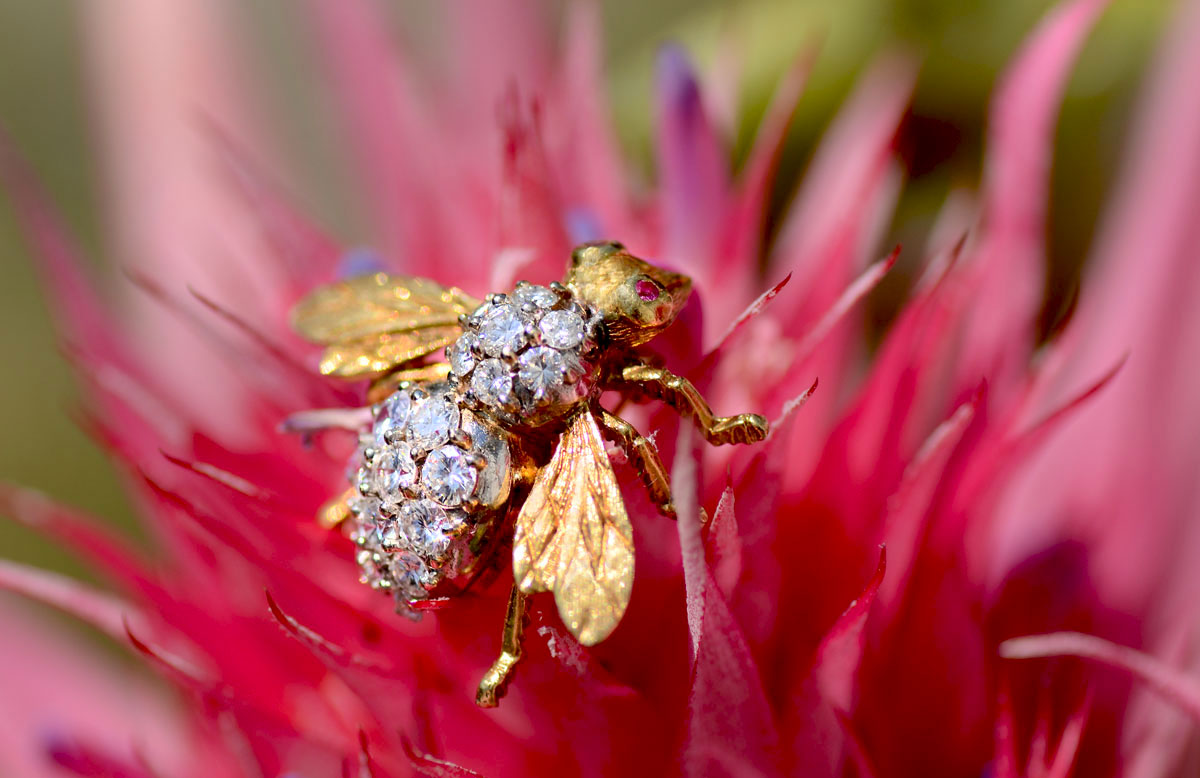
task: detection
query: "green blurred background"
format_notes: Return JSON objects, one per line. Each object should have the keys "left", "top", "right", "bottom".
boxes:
{"left": 0, "top": 0, "right": 1172, "bottom": 578}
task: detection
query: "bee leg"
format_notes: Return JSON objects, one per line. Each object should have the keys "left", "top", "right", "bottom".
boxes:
{"left": 476, "top": 585, "right": 528, "bottom": 708}
{"left": 596, "top": 407, "right": 676, "bottom": 519}
{"left": 618, "top": 365, "right": 769, "bottom": 446}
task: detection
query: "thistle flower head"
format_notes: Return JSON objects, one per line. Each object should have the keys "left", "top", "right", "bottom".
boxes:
{"left": 4, "top": 0, "right": 1200, "bottom": 776}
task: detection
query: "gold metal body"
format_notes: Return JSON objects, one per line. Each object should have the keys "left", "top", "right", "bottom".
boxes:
{"left": 291, "top": 242, "right": 768, "bottom": 707}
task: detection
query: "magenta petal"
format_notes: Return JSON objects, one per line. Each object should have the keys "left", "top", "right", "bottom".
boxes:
{"left": 206, "top": 128, "right": 343, "bottom": 293}
{"left": 878, "top": 391, "right": 980, "bottom": 605}
{"left": 704, "top": 486, "right": 743, "bottom": 602}
{"left": 8, "top": 0, "right": 1200, "bottom": 773}
{"left": 266, "top": 591, "right": 395, "bottom": 675}
{"left": 1038, "top": 698, "right": 1090, "bottom": 778}
{"left": 983, "top": 0, "right": 1109, "bottom": 238}
{"left": 780, "top": 548, "right": 886, "bottom": 776}
{"left": 402, "top": 737, "right": 485, "bottom": 778}
{"left": 704, "top": 273, "right": 792, "bottom": 363}
{"left": 964, "top": 356, "right": 1126, "bottom": 576}
{"left": 492, "top": 91, "right": 572, "bottom": 286}
{"left": 814, "top": 547, "right": 886, "bottom": 712}
{"left": 997, "top": 0, "right": 1200, "bottom": 633}
{"left": 791, "top": 246, "right": 900, "bottom": 375}
{"left": 675, "top": 429, "right": 780, "bottom": 775}
{"left": 304, "top": 0, "right": 428, "bottom": 271}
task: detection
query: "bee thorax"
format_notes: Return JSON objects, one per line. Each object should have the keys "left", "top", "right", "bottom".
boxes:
{"left": 448, "top": 281, "right": 601, "bottom": 426}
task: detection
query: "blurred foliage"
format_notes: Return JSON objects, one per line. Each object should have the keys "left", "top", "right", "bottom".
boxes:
{"left": 0, "top": 0, "right": 1172, "bottom": 576}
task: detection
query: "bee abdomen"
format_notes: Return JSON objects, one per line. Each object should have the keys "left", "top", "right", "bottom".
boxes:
{"left": 349, "top": 382, "right": 512, "bottom": 600}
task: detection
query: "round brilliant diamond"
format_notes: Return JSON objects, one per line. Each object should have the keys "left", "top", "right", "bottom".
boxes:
{"left": 421, "top": 446, "right": 479, "bottom": 506}
{"left": 407, "top": 396, "right": 460, "bottom": 450}
{"left": 448, "top": 334, "right": 477, "bottom": 376}
{"left": 513, "top": 283, "right": 559, "bottom": 310}
{"left": 471, "top": 359, "right": 513, "bottom": 407}
{"left": 372, "top": 445, "right": 417, "bottom": 497}
{"left": 399, "top": 499, "right": 463, "bottom": 557}
{"left": 517, "top": 346, "right": 566, "bottom": 399}
{"left": 538, "top": 309, "right": 585, "bottom": 350}
{"left": 477, "top": 303, "right": 526, "bottom": 356}
{"left": 373, "top": 389, "right": 411, "bottom": 446}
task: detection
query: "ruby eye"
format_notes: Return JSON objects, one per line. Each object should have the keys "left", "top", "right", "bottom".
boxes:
{"left": 635, "top": 279, "right": 661, "bottom": 301}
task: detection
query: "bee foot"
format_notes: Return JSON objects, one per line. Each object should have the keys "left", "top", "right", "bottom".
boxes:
{"left": 707, "top": 414, "right": 769, "bottom": 446}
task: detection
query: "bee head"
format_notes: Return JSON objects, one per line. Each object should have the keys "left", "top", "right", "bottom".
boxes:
{"left": 565, "top": 241, "right": 692, "bottom": 347}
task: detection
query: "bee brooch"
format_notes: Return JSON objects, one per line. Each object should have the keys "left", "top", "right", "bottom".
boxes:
{"left": 290, "top": 242, "right": 768, "bottom": 706}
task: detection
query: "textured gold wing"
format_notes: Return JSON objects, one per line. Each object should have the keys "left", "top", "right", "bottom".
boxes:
{"left": 290, "top": 272, "right": 481, "bottom": 378}
{"left": 512, "top": 409, "right": 634, "bottom": 645}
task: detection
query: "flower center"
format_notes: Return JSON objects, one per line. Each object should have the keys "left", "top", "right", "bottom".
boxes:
{"left": 635, "top": 279, "right": 661, "bottom": 301}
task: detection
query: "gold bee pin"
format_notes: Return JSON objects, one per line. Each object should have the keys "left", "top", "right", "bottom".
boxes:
{"left": 290, "top": 241, "right": 768, "bottom": 706}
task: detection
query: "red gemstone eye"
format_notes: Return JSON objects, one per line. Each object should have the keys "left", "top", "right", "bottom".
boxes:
{"left": 635, "top": 279, "right": 660, "bottom": 301}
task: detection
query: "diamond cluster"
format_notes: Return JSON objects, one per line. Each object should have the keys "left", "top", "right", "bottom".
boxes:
{"left": 346, "top": 280, "right": 593, "bottom": 602}
{"left": 349, "top": 384, "right": 508, "bottom": 600}
{"left": 448, "top": 281, "right": 598, "bottom": 422}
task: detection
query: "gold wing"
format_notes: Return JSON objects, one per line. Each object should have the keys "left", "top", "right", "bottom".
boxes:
{"left": 512, "top": 409, "right": 634, "bottom": 646}
{"left": 290, "top": 272, "right": 481, "bottom": 379}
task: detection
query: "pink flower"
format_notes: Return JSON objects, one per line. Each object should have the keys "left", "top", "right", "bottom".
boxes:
{"left": 3, "top": 0, "right": 1200, "bottom": 775}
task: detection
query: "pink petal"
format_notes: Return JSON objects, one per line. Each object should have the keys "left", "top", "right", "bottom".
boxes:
{"left": 303, "top": 0, "right": 430, "bottom": 270}
{"left": 791, "top": 246, "right": 900, "bottom": 371}
{"left": 550, "top": 1, "right": 635, "bottom": 241}
{"left": 0, "top": 140, "right": 191, "bottom": 451}
{"left": 878, "top": 391, "right": 980, "bottom": 606}
{"left": 402, "top": 738, "right": 485, "bottom": 778}
{"left": 205, "top": 127, "right": 342, "bottom": 294}
{"left": 996, "top": 0, "right": 1200, "bottom": 621}
{"left": 784, "top": 550, "right": 886, "bottom": 777}
{"left": 725, "top": 52, "right": 816, "bottom": 270}
{"left": 0, "top": 560, "right": 142, "bottom": 643}
{"left": 993, "top": 677, "right": 1021, "bottom": 778}
{"left": 759, "top": 55, "right": 914, "bottom": 487}
{"left": 0, "top": 599, "right": 214, "bottom": 778}
{"left": 1001, "top": 632, "right": 1200, "bottom": 724}
{"left": 443, "top": 0, "right": 551, "bottom": 120}
{"left": 965, "top": 357, "right": 1126, "bottom": 579}
{"left": 655, "top": 46, "right": 732, "bottom": 314}
{"left": 954, "top": 0, "right": 1109, "bottom": 401}
{"left": 851, "top": 389, "right": 992, "bottom": 776}
{"left": 675, "top": 425, "right": 706, "bottom": 658}
{"left": 771, "top": 53, "right": 915, "bottom": 327}
{"left": 0, "top": 484, "right": 159, "bottom": 597}
{"left": 83, "top": 0, "right": 282, "bottom": 446}
{"left": 704, "top": 273, "right": 792, "bottom": 363}
{"left": 266, "top": 591, "right": 395, "bottom": 675}
{"left": 492, "top": 90, "right": 572, "bottom": 285}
